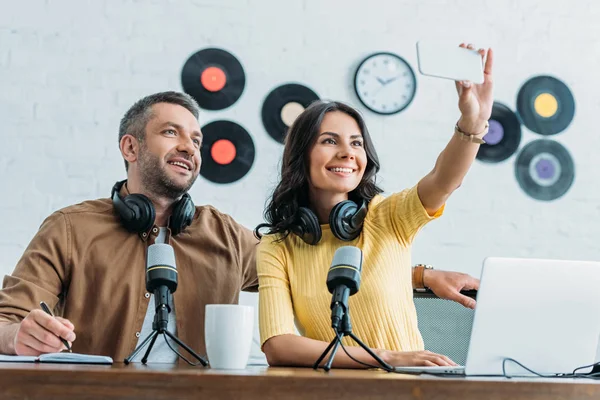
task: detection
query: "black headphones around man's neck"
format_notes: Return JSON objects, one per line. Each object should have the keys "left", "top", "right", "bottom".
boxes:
{"left": 111, "top": 180, "right": 195, "bottom": 236}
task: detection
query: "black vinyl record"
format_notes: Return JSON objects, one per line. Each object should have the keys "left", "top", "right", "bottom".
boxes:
{"left": 261, "top": 83, "right": 319, "bottom": 144}
{"left": 515, "top": 139, "right": 574, "bottom": 201}
{"left": 200, "top": 120, "right": 255, "bottom": 184}
{"left": 181, "top": 48, "right": 245, "bottom": 111}
{"left": 476, "top": 102, "right": 522, "bottom": 163}
{"left": 516, "top": 76, "right": 575, "bottom": 136}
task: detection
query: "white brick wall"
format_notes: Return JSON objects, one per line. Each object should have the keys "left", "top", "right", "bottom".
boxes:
{"left": 1, "top": 0, "right": 599, "bottom": 359}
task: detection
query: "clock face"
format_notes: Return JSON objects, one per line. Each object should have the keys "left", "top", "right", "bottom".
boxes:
{"left": 354, "top": 52, "right": 417, "bottom": 115}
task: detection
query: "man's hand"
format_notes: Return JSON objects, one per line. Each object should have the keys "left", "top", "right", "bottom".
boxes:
{"left": 12, "top": 310, "right": 76, "bottom": 356}
{"left": 423, "top": 270, "right": 480, "bottom": 309}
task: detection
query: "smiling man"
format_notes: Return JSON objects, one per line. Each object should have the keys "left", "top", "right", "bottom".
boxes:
{"left": 0, "top": 92, "right": 259, "bottom": 362}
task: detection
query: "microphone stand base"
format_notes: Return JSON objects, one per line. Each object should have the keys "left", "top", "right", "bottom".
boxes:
{"left": 124, "top": 329, "right": 208, "bottom": 366}
{"left": 313, "top": 311, "right": 391, "bottom": 372}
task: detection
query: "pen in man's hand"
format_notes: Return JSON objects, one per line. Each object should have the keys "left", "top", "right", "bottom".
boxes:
{"left": 39, "top": 301, "right": 72, "bottom": 353}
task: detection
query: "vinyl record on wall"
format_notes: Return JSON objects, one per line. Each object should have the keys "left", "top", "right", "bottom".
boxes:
{"left": 181, "top": 48, "right": 246, "bottom": 111}
{"left": 516, "top": 76, "right": 575, "bottom": 136}
{"left": 200, "top": 120, "right": 255, "bottom": 184}
{"left": 515, "top": 139, "right": 574, "bottom": 201}
{"left": 476, "top": 102, "right": 522, "bottom": 163}
{"left": 262, "top": 83, "right": 319, "bottom": 144}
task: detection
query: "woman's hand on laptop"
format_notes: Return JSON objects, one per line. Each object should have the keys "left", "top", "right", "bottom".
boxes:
{"left": 423, "top": 270, "right": 480, "bottom": 309}
{"left": 379, "top": 350, "right": 457, "bottom": 367}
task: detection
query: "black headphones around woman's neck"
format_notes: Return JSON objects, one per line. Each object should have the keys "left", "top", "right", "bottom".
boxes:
{"left": 111, "top": 180, "right": 195, "bottom": 235}
{"left": 290, "top": 199, "right": 368, "bottom": 245}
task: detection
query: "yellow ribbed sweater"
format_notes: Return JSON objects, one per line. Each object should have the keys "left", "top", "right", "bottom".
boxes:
{"left": 257, "top": 185, "right": 443, "bottom": 352}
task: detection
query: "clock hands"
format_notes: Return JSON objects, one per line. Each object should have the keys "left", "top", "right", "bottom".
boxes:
{"left": 384, "top": 72, "right": 407, "bottom": 85}
{"left": 375, "top": 74, "right": 404, "bottom": 87}
{"left": 383, "top": 75, "right": 401, "bottom": 85}
{"left": 373, "top": 73, "right": 405, "bottom": 96}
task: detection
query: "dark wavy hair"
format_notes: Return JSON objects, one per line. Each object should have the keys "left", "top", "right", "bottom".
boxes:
{"left": 255, "top": 100, "right": 383, "bottom": 239}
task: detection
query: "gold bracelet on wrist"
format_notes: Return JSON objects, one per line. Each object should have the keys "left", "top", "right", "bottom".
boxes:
{"left": 454, "top": 121, "right": 489, "bottom": 144}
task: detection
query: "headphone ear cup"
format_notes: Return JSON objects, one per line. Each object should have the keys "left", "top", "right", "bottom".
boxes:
{"left": 169, "top": 194, "right": 195, "bottom": 236}
{"left": 122, "top": 194, "right": 155, "bottom": 233}
{"left": 292, "top": 207, "right": 322, "bottom": 245}
{"left": 330, "top": 200, "right": 361, "bottom": 241}
{"left": 111, "top": 181, "right": 132, "bottom": 221}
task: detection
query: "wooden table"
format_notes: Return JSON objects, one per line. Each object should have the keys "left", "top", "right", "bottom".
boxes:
{"left": 0, "top": 362, "right": 599, "bottom": 400}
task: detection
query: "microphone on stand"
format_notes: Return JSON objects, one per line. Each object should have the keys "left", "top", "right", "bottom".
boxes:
{"left": 124, "top": 243, "right": 208, "bottom": 366}
{"left": 326, "top": 246, "right": 363, "bottom": 331}
{"left": 314, "top": 246, "right": 392, "bottom": 372}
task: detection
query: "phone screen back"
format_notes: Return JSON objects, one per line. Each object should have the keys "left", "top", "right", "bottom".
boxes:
{"left": 416, "top": 41, "right": 484, "bottom": 84}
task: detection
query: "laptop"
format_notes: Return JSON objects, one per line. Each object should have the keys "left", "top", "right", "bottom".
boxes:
{"left": 395, "top": 257, "right": 600, "bottom": 376}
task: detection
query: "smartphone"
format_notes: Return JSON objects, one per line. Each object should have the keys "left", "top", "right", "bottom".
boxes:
{"left": 416, "top": 41, "right": 484, "bottom": 84}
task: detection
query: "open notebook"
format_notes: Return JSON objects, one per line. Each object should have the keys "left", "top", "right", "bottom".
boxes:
{"left": 0, "top": 352, "right": 113, "bottom": 365}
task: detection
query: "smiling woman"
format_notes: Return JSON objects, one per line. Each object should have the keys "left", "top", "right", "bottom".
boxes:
{"left": 308, "top": 113, "right": 373, "bottom": 223}
{"left": 308, "top": 118, "right": 368, "bottom": 216}
{"left": 253, "top": 100, "right": 454, "bottom": 369}
{"left": 255, "top": 101, "right": 382, "bottom": 241}
{"left": 254, "top": 44, "right": 491, "bottom": 371}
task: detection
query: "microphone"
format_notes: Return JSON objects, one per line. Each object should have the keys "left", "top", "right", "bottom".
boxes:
{"left": 315, "top": 246, "right": 393, "bottom": 372}
{"left": 146, "top": 243, "right": 178, "bottom": 331}
{"left": 125, "top": 242, "right": 208, "bottom": 365}
{"left": 327, "top": 246, "right": 363, "bottom": 331}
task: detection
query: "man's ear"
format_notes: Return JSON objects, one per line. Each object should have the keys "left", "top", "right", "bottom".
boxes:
{"left": 120, "top": 135, "right": 140, "bottom": 164}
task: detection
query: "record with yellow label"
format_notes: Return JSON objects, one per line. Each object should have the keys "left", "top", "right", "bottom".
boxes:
{"left": 516, "top": 76, "right": 575, "bottom": 136}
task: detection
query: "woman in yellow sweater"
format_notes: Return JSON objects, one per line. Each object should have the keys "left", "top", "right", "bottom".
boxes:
{"left": 255, "top": 44, "right": 493, "bottom": 368}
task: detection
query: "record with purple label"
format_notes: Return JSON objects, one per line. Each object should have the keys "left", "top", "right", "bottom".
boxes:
{"left": 262, "top": 83, "right": 319, "bottom": 144}
{"left": 515, "top": 139, "right": 574, "bottom": 201}
{"left": 476, "top": 102, "right": 522, "bottom": 163}
{"left": 516, "top": 76, "right": 575, "bottom": 136}
{"left": 181, "top": 48, "right": 245, "bottom": 111}
{"left": 200, "top": 120, "right": 255, "bottom": 184}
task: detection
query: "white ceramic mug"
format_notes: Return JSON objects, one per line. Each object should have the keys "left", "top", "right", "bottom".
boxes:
{"left": 204, "top": 304, "right": 254, "bottom": 369}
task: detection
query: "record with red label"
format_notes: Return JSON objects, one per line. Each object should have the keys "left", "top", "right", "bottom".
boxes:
{"left": 476, "top": 102, "right": 522, "bottom": 163}
{"left": 200, "top": 120, "right": 255, "bottom": 184}
{"left": 515, "top": 139, "right": 574, "bottom": 201}
{"left": 262, "top": 83, "right": 319, "bottom": 144}
{"left": 516, "top": 75, "right": 575, "bottom": 136}
{"left": 181, "top": 48, "right": 245, "bottom": 111}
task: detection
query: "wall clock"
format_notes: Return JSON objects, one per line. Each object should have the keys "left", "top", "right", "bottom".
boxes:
{"left": 354, "top": 52, "right": 417, "bottom": 115}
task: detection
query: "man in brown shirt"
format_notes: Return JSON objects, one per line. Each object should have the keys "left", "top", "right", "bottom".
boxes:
{"left": 0, "top": 91, "right": 259, "bottom": 362}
